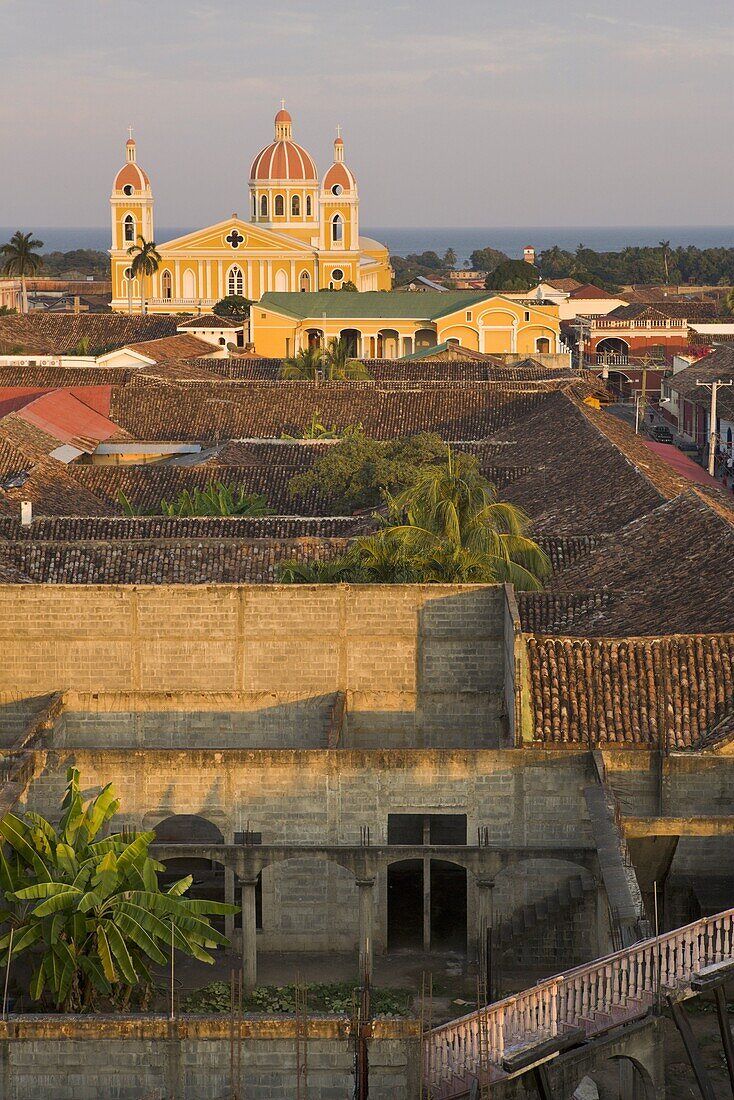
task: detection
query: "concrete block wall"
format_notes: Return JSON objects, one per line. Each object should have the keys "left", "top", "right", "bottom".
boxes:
{"left": 56, "top": 692, "right": 335, "bottom": 750}
{"left": 19, "top": 748, "right": 597, "bottom": 954}
{"left": 0, "top": 1017, "right": 420, "bottom": 1100}
{"left": 0, "top": 584, "right": 507, "bottom": 748}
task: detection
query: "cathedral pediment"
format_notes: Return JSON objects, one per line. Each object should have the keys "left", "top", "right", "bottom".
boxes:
{"left": 159, "top": 218, "right": 316, "bottom": 255}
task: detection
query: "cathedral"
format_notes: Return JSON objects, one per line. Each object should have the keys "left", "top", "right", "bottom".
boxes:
{"left": 110, "top": 105, "right": 392, "bottom": 314}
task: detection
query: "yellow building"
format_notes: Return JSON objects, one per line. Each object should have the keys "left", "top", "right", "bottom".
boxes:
{"left": 251, "top": 290, "right": 562, "bottom": 359}
{"left": 110, "top": 107, "right": 392, "bottom": 313}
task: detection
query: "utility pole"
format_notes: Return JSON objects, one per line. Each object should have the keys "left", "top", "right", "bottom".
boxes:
{"left": 696, "top": 379, "right": 733, "bottom": 476}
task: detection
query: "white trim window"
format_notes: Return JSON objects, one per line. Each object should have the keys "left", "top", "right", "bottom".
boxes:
{"left": 161, "top": 270, "right": 173, "bottom": 300}
{"left": 227, "top": 265, "right": 244, "bottom": 297}
{"left": 331, "top": 214, "right": 344, "bottom": 244}
{"left": 123, "top": 214, "right": 135, "bottom": 243}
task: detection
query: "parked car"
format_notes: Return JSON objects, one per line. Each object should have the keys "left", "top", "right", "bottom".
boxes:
{"left": 676, "top": 439, "right": 699, "bottom": 454}
{"left": 648, "top": 424, "right": 674, "bottom": 444}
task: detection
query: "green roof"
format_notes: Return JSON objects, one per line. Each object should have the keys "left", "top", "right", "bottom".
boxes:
{"left": 400, "top": 341, "right": 453, "bottom": 361}
{"left": 258, "top": 290, "right": 490, "bottom": 322}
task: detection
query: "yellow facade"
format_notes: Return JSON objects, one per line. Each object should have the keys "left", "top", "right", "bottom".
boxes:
{"left": 110, "top": 108, "right": 392, "bottom": 313}
{"left": 250, "top": 292, "right": 562, "bottom": 359}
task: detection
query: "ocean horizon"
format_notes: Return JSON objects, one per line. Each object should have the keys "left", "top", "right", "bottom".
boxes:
{"left": 4, "top": 225, "right": 734, "bottom": 268}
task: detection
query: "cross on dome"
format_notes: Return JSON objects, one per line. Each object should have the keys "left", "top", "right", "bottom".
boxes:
{"left": 127, "top": 125, "right": 134, "bottom": 140}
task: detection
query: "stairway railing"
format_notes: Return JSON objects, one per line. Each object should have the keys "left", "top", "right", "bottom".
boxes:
{"left": 425, "top": 907, "right": 734, "bottom": 1094}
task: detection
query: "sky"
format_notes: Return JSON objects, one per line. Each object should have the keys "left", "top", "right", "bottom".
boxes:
{"left": 2, "top": 0, "right": 734, "bottom": 229}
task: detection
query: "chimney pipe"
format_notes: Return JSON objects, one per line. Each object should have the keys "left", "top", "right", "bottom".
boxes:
{"left": 20, "top": 500, "right": 32, "bottom": 526}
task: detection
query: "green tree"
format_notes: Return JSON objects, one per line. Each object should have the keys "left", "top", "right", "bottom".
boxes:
{"left": 118, "top": 483, "right": 271, "bottom": 517}
{"left": 370, "top": 448, "right": 549, "bottom": 589}
{"left": 339, "top": 280, "right": 358, "bottom": 292}
{"left": 280, "top": 345, "right": 325, "bottom": 380}
{"left": 484, "top": 259, "right": 539, "bottom": 294}
{"left": 126, "top": 236, "right": 162, "bottom": 315}
{"left": 443, "top": 248, "right": 457, "bottom": 270}
{"left": 212, "top": 295, "right": 252, "bottom": 319}
{"left": 276, "top": 558, "right": 358, "bottom": 584}
{"left": 0, "top": 768, "right": 235, "bottom": 1012}
{"left": 1, "top": 231, "right": 44, "bottom": 314}
{"left": 469, "top": 247, "right": 509, "bottom": 273}
{"left": 289, "top": 430, "right": 448, "bottom": 512}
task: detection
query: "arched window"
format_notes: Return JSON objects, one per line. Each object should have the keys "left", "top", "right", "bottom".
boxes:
{"left": 161, "top": 270, "right": 172, "bottom": 300}
{"left": 274, "top": 194, "right": 284, "bottom": 216}
{"left": 306, "top": 195, "right": 312, "bottom": 217}
{"left": 291, "top": 195, "right": 300, "bottom": 217}
{"left": 123, "top": 214, "right": 135, "bottom": 243}
{"left": 331, "top": 214, "right": 343, "bottom": 244}
{"left": 227, "top": 265, "right": 244, "bottom": 297}
{"left": 252, "top": 193, "right": 257, "bottom": 218}
{"left": 299, "top": 270, "right": 311, "bottom": 292}
{"left": 260, "top": 194, "right": 268, "bottom": 217}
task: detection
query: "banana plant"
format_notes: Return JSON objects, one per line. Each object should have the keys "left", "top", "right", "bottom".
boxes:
{"left": 0, "top": 768, "right": 236, "bottom": 1012}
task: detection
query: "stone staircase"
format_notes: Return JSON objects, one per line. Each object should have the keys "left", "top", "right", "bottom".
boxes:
{"left": 496, "top": 873, "right": 597, "bottom": 955}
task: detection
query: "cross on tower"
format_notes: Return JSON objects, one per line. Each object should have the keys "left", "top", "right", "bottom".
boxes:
{"left": 128, "top": 125, "right": 134, "bottom": 140}
{"left": 336, "top": 124, "right": 341, "bottom": 139}
{"left": 280, "top": 98, "right": 286, "bottom": 110}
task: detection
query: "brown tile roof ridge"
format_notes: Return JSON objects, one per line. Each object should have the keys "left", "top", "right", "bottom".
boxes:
{"left": 177, "top": 314, "right": 242, "bottom": 329}
{"left": 124, "top": 334, "right": 215, "bottom": 362}
{"left": 138, "top": 358, "right": 228, "bottom": 381}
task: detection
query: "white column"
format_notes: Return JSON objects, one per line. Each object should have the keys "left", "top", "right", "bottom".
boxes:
{"left": 217, "top": 261, "right": 223, "bottom": 299}
{"left": 206, "top": 262, "right": 211, "bottom": 302}
{"left": 290, "top": 260, "right": 296, "bottom": 290}
{"left": 246, "top": 260, "right": 253, "bottom": 298}
{"left": 174, "top": 260, "right": 181, "bottom": 300}
{"left": 197, "top": 260, "right": 204, "bottom": 303}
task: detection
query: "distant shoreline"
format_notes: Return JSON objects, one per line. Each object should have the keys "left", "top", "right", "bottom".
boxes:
{"left": 4, "top": 225, "right": 734, "bottom": 268}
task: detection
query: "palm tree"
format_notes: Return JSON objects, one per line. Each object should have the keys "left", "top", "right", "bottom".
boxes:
{"left": 280, "top": 345, "right": 324, "bottom": 380}
{"left": 659, "top": 240, "right": 671, "bottom": 285}
{"left": 1, "top": 231, "right": 44, "bottom": 313}
{"left": 385, "top": 448, "right": 550, "bottom": 590}
{"left": 276, "top": 557, "right": 356, "bottom": 583}
{"left": 280, "top": 339, "right": 369, "bottom": 381}
{"left": 127, "top": 236, "right": 162, "bottom": 315}
{"left": 323, "top": 337, "right": 369, "bottom": 380}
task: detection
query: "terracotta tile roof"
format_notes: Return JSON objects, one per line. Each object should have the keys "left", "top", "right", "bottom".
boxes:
{"left": 67, "top": 463, "right": 335, "bottom": 515}
{"left": 569, "top": 284, "right": 621, "bottom": 299}
{"left": 0, "top": 537, "right": 349, "bottom": 584}
{"left": 205, "top": 357, "right": 589, "bottom": 385}
{"left": 177, "top": 314, "right": 243, "bottom": 330}
{"left": 109, "top": 379, "right": 545, "bottom": 442}
{"left": 0, "top": 366, "right": 132, "bottom": 387}
{"left": 546, "top": 279, "right": 584, "bottom": 293}
{"left": 0, "top": 458, "right": 115, "bottom": 517}
{"left": 0, "top": 515, "right": 369, "bottom": 541}
{"left": 122, "top": 335, "right": 215, "bottom": 363}
{"left": 138, "top": 359, "right": 228, "bottom": 382}
{"left": 0, "top": 314, "right": 180, "bottom": 355}
{"left": 0, "top": 317, "right": 56, "bottom": 355}
{"left": 518, "top": 592, "right": 614, "bottom": 634}
{"left": 545, "top": 493, "right": 734, "bottom": 636}
{"left": 526, "top": 633, "right": 734, "bottom": 749}
{"left": 606, "top": 301, "right": 718, "bottom": 322}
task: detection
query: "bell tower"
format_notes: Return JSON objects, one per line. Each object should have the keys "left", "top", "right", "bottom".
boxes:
{"left": 110, "top": 129, "right": 154, "bottom": 253}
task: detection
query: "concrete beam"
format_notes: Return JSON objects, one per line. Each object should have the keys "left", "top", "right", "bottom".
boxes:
{"left": 624, "top": 816, "right": 734, "bottom": 838}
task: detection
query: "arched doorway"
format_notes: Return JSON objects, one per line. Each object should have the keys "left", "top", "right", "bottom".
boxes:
{"left": 299, "top": 270, "right": 311, "bottom": 292}
{"left": 377, "top": 328, "right": 400, "bottom": 359}
{"left": 536, "top": 336, "right": 551, "bottom": 354}
{"left": 414, "top": 328, "right": 437, "bottom": 350}
{"left": 596, "top": 337, "right": 630, "bottom": 364}
{"left": 340, "top": 328, "right": 361, "bottom": 356}
{"left": 387, "top": 859, "right": 467, "bottom": 952}
{"left": 571, "top": 1056, "right": 656, "bottom": 1100}
{"left": 304, "top": 328, "right": 324, "bottom": 350}
{"left": 154, "top": 815, "right": 229, "bottom": 932}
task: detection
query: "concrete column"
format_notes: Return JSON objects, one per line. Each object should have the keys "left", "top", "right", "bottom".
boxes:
{"left": 357, "top": 877, "right": 376, "bottom": 984}
{"left": 240, "top": 879, "right": 258, "bottom": 990}
{"left": 225, "top": 868, "right": 235, "bottom": 941}
{"left": 476, "top": 878, "right": 494, "bottom": 991}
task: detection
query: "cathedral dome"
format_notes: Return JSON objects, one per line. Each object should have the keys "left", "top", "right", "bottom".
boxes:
{"left": 113, "top": 136, "right": 150, "bottom": 192}
{"left": 113, "top": 161, "right": 150, "bottom": 191}
{"left": 249, "top": 104, "right": 318, "bottom": 183}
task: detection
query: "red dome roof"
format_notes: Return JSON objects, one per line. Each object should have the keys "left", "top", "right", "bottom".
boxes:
{"left": 250, "top": 141, "right": 318, "bottom": 182}
{"left": 323, "top": 162, "right": 356, "bottom": 192}
{"left": 113, "top": 161, "right": 150, "bottom": 191}
{"left": 275, "top": 107, "right": 292, "bottom": 123}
